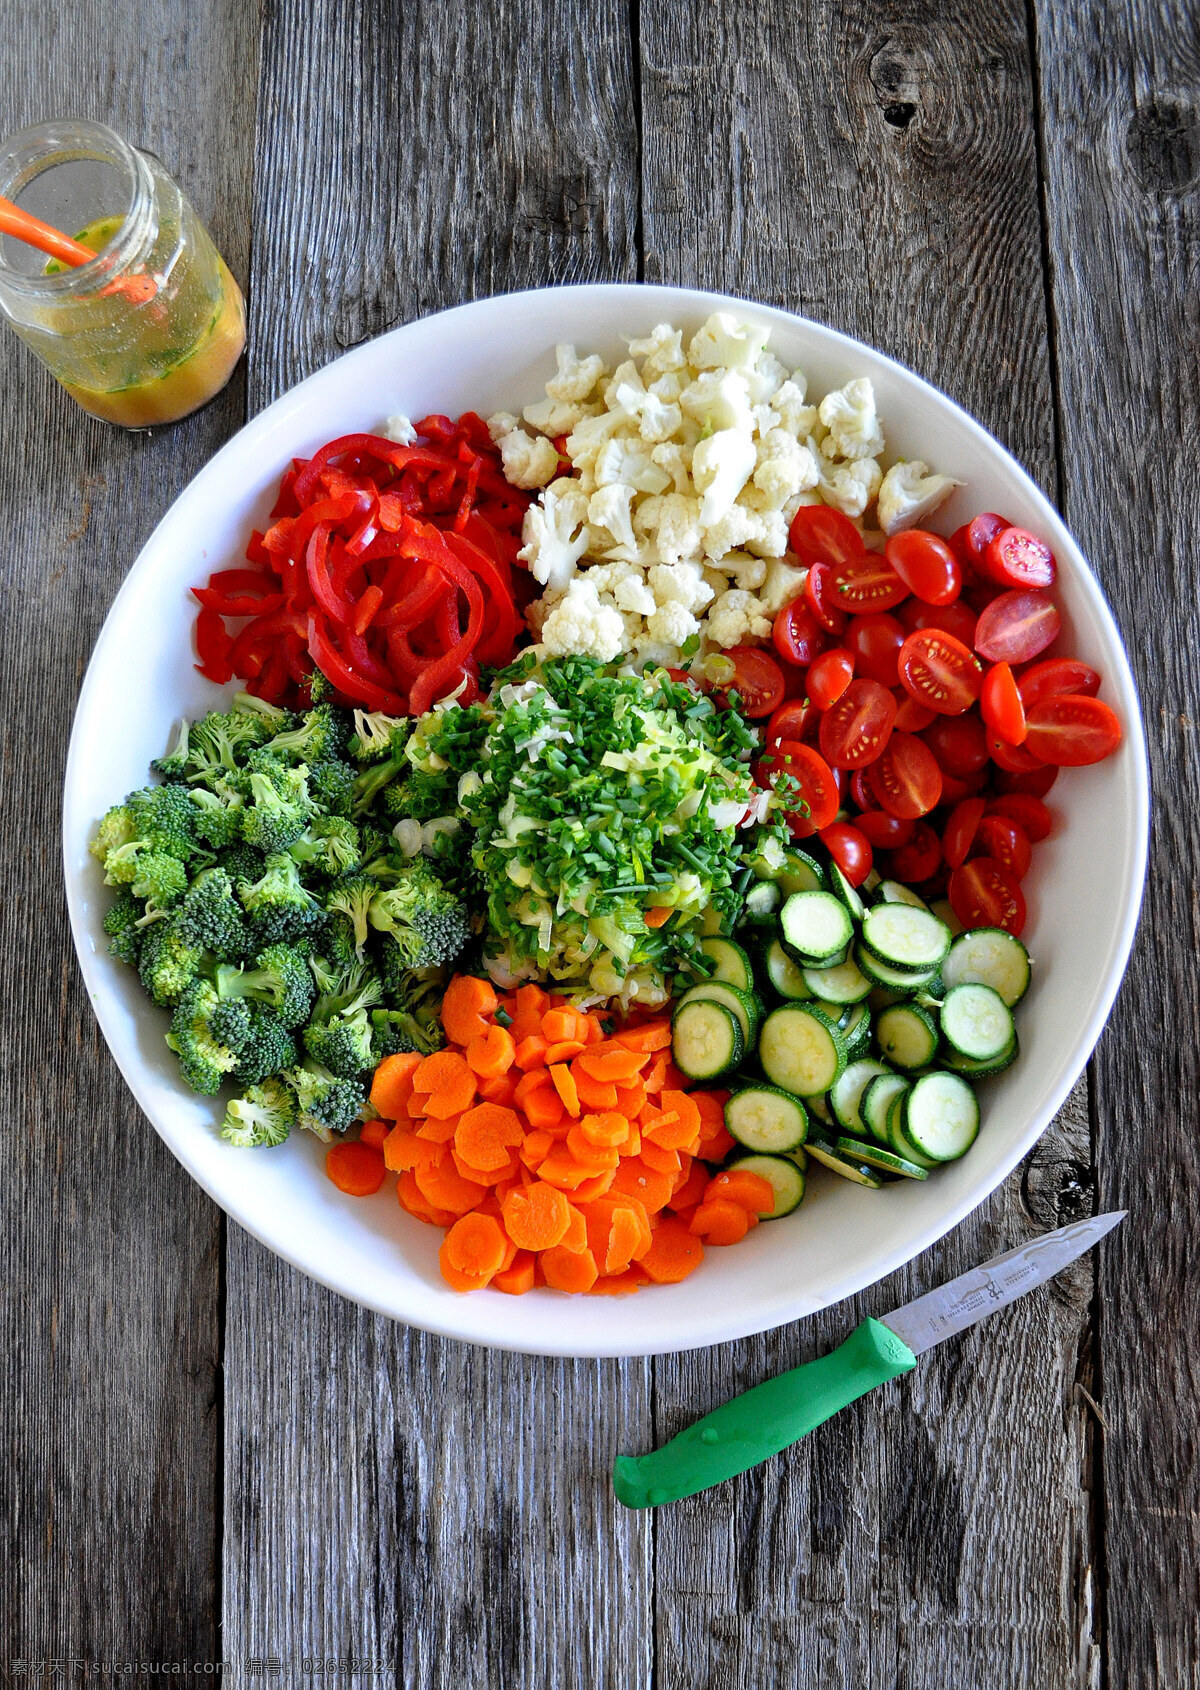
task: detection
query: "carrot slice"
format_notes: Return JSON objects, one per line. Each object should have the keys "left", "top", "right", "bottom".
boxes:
{"left": 439, "top": 1259, "right": 492, "bottom": 1292}
{"left": 510, "top": 983, "right": 550, "bottom": 1041}
{"left": 689, "top": 1198, "right": 757, "bottom": 1246}
{"left": 359, "top": 1118, "right": 389, "bottom": 1150}
{"left": 638, "top": 1139, "right": 681, "bottom": 1177}
{"left": 369, "top": 1052, "right": 422, "bottom": 1119}
{"left": 542, "top": 1008, "right": 585, "bottom": 1044}
{"left": 577, "top": 1044, "right": 649, "bottom": 1082}
{"left": 669, "top": 1158, "right": 711, "bottom": 1213}
{"left": 514, "top": 1035, "right": 550, "bottom": 1071}
{"left": 440, "top": 975, "right": 499, "bottom": 1047}
{"left": 415, "top": 1112, "right": 460, "bottom": 1144}
{"left": 423, "top": 1060, "right": 478, "bottom": 1118}
{"left": 541, "top": 1244, "right": 599, "bottom": 1293}
{"left": 395, "top": 1169, "right": 458, "bottom": 1227}
{"left": 519, "top": 1129, "right": 554, "bottom": 1170}
{"left": 455, "top": 1102, "right": 524, "bottom": 1172}
{"left": 571, "top": 1060, "right": 619, "bottom": 1111}
{"left": 616, "top": 1019, "right": 672, "bottom": 1053}
{"left": 643, "top": 905, "right": 673, "bottom": 929}
{"left": 706, "top": 1168, "right": 777, "bottom": 1215}
{"left": 442, "top": 1211, "right": 507, "bottom": 1279}
{"left": 382, "top": 1123, "right": 443, "bottom": 1172}
{"left": 639, "top": 1215, "right": 705, "bottom": 1283}
{"left": 476, "top": 1071, "right": 520, "bottom": 1107}
{"left": 605, "top": 1205, "right": 646, "bottom": 1275}
{"left": 610, "top": 1155, "right": 676, "bottom": 1215}
{"left": 579, "top": 1110, "right": 630, "bottom": 1149}
{"left": 453, "top": 1145, "right": 520, "bottom": 1186}
{"left": 466, "top": 1022, "right": 517, "bottom": 1079}
{"left": 612, "top": 1079, "right": 647, "bottom": 1118}
{"left": 558, "top": 1203, "right": 588, "bottom": 1252}
{"left": 414, "top": 1155, "right": 490, "bottom": 1215}
{"left": 522, "top": 1085, "right": 565, "bottom": 1131}
{"left": 544, "top": 1039, "right": 587, "bottom": 1063}
{"left": 325, "top": 1140, "right": 386, "bottom": 1196}
{"left": 549, "top": 1063, "right": 580, "bottom": 1117}
{"left": 642, "top": 1089, "right": 702, "bottom": 1151}
{"left": 586, "top": 1267, "right": 649, "bottom": 1294}
{"left": 513, "top": 1068, "right": 553, "bottom": 1108}
{"left": 565, "top": 1123, "right": 621, "bottom": 1172}
{"left": 493, "top": 1250, "right": 536, "bottom": 1295}
{"left": 413, "top": 1049, "right": 472, "bottom": 1094}
{"left": 501, "top": 1180, "right": 571, "bottom": 1251}
{"left": 569, "top": 1168, "right": 618, "bottom": 1202}
{"left": 537, "top": 1144, "right": 599, "bottom": 1191}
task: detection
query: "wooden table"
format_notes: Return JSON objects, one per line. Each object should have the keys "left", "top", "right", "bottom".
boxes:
{"left": 3, "top": 2, "right": 1196, "bottom": 1684}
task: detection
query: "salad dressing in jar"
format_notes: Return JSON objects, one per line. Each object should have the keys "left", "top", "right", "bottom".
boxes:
{"left": 0, "top": 120, "right": 245, "bottom": 426}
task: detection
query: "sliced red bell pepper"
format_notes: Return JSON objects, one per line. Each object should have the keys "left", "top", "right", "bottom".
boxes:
{"left": 307, "top": 612, "right": 407, "bottom": 713}
{"left": 195, "top": 607, "right": 233, "bottom": 684}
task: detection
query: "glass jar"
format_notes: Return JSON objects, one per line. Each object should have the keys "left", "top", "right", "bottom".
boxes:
{"left": 0, "top": 118, "right": 245, "bottom": 426}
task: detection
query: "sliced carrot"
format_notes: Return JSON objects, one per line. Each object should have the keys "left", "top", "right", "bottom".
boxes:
{"left": 642, "top": 1052, "right": 670, "bottom": 1095}
{"left": 369, "top": 1052, "right": 422, "bottom": 1119}
{"left": 610, "top": 1155, "right": 676, "bottom": 1215}
{"left": 454, "top": 1145, "right": 520, "bottom": 1186}
{"left": 544, "top": 1039, "right": 587, "bottom": 1063}
{"left": 476, "top": 1071, "right": 520, "bottom": 1107}
{"left": 455, "top": 1102, "right": 524, "bottom": 1172}
{"left": 706, "top": 1168, "right": 777, "bottom": 1216}
{"left": 382, "top": 1123, "right": 443, "bottom": 1172}
{"left": 493, "top": 1250, "right": 536, "bottom": 1295}
{"left": 523, "top": 1085, "right": 565, "bottom": 1132}
{"left": 439, "top": 1259, "right": 492, "bottom": 1292}
{"left": 639, "top": 1139, "right": 681, "bottom": 1177}
{"left": 541, "top": 1244, "right": 599, "bottom": 1293}
{"left": 519, "top": 1129, "right": 554, "bottom": 1170}
{"left": 510, "top": 983, "right": 550, "bottom": 1041}
{"left": 565, "top": 1123, "right": 621, "bottom": 1173}
{"left": 466, "top": 1022, "right": 516, "bottom": 1079}
{"left": 689, "top": 1198, "right": 756, "bottom": 1246}
{"left": 501, "top": 1180, "right": 571, "bottom": 1251}
{"left": 577, "top": 1044, "right": 649, "bottom": 1082}
{"left": 442, "top": 1211, "right": 507, "bottom": 1279}
{"left": 612, "top": 1079, "right": 647, "bottom": 1118}
{"left": 549, "top": 1063, "right": 580, "bottom": 1117}
{"left": 413, "top": 1048, "right": 471, "bottom": 1094}
{"left": 579, "top": 1110, "right": 630, "bottom": 1149}
{"left": 537, "top": 1144, "right": 599, "bottom": 1191}
{"left": 640, "top": 1215, "right": 705, "bottom": 1283}
{"left": 415, "top": 1112, "right": 460, "bottom": 1144}
{"left": 439, "top": 974, "right": 499, "bottom": 1047}
{"left": 697, "top": 1122, "right": 736, "bottom": 1163}
{"left": 396, "top": 1169, "right": 458, "bottom": 1227}
{"left": 570, "top": 1168, "right": 618, "bottom": 1202}
{"left": 616, "top": 1123, "right": 641, "bottom": 1158}
{"left": 643, "top": 905, "right": 673, "bottom": 929}
{"left": 559, "top": 1203, "right": 588, "bottom": 1252}
{"left": 606, "top": 1205, "right": 646, "bottom": 1275}
{"left": 571, "top": 1063, "right": 619, "bottom": 1110}
{"left": 643, "top": 1089, "right": 702, "bottom": 1151}
{"left": 359, "top": 1118, "right": 389, "bottom": 1150}
{"left": 578, "top": 1013, "right": 605, "bottom": 1045}
{"left": 616, "top": 1019, "right": 672, "bottom": 1053}
{"left": 513, "top": 1067, "right": 553, "bottom": 1108}
{"left": 669, "top": 1158, "right": 710, "bottom": 1214}
{"left": 326, "top": 1140, "right": 386, "bottom": 1196}
{"left": 693, "top": 1089, "right": 736, "bottom": 1160}
{"left": 586, "top": 1267, "right": 649, "bottom": 1294}
{"left": 514, "top": 1034, "right": 550, "bottom": 1071}
{"left": 414, "top": 1155, "right": 490, "bottom": 1215}
{"left": 424, "top": 1063, "right": 478, "bottom": 1119}
{"left": 543, "top": 1008, "right": 585, "bottom": 1044}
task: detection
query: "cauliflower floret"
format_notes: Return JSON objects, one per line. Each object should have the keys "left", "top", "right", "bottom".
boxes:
{"left": 687, "top": 312, "right": 771, "bottom": 372}
{"left": 613, "top": 571, "right": 657, "bottom": 617}
{"left": 524, "top": 590, "right": 558, "bottom": 639}
{"left": 812, "top": 450, "right": 882, "bottom": 520}
{"left": 759, "top": 557, "right": 807, "bottom": 616}
{"left": 382, "top": 413, "right": 419, "bottom": 446}
{"left": 518, "top": 479, "right": 591, "bottom": 590}
{"left": 540, "top": 577, "right": 628, "bottom": 662}
{"left": 680, "top": 369, "right": 755, "bottom": 435}
{"left": 524, "top": 394, "right": 602, "bottom": 437}
{"left": 486, "top": 411, "right": 520, "bottom": 445}
{"left": 818, "top": 378, "right": 886, "bottom": 461}
{"left": 639, "top": 492, "right": 703, "bottom": 565}
{"left": 702, "top": 563, "right": 730, "bottom": 599}
{"left": 627, "top": 323, "right": 687, "bottom": 377}
{"left": 587, "top": 484, "right": 637, "bottom": 552}
{"left": 647, "top": 560, "right": 714, "bottom": 614}
{"left": 634, "top": 634, "right": 684, "bottom": 670}
{"left": 564, "top": 408, "right": 628, "bottom": 468}
{"left": 692, "top": 429, "right": 757, "bottom": 526}
{"left": 650, "top": 441, "right": 694, "bottom": 495}
{"left": 705, "top": 589, "right": 773, "bottom": 648}
{"left": 648, "top": 369, "right": 687, "bottom": 403}
{"left": 610, "top": 364, "right": 682, "bottom": 443}
{"left": 594, "top": 435, "right": 672, "bottom": 496}
{"left": 745, "top": 350, "right": 790, "bottom": 405}
{"left": 496, "top": 425, "right": 560, "bottom": 489}
{"left": 545, "top": 343, "right": 607, "bottom": 403}
{"left": 743, "top": 509, "right": 789, "bottom": 559}
{"left": 719, "top": 550, "right": 768, "bottom": 591}
{"left": 753, "top": 428, "right": 820, "bottom": 506}
{"left": 772, "top": 380, "right": 819, "bottom": 439}
{"left": 647, "top": 600, "right": 701, "bottom": 648}
{"left": 702, "top": 503, "right": 762, "bottom": 561}
{"left": 876, "top": 460, "right": 965, "bottom": 535}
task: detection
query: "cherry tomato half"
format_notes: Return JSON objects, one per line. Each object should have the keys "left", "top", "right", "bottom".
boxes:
{"left": 949, "top": 512, "right": 1009, "bottom": 575}
{"left": 789, "top": 505, "right": 866, "bottom": 569}
{"left": 949, "top": 857, "right": 1027, "bottom": 936}
{"left": 986, "top": 793, "right": 1053, "bottom": 842}
{"left": 854, "top": 809, "right": 916, "bottom": 849}
{"left": 1017, "top": 657, "right": 1101, "bottom": 710}
{"left": 893, "top": 690, "right": 938, "bottom": 733}
{"left": 942, "top": 797, "right": 987, "bottom": 869}
{"left": 721, "top": 646, "right": 785, "bottom": 717}
{"left": 756, "top": 739, "right": 841, "bottom": 835}
{"left": 806, "top": 647, "right": 855, "bottom": 711}
{"left": 993, "top": 762, "right": 1058, "bottom": 798}
{"left": 973, "top": 814, "right": 1032, "bottom": 880}
{"left": 974, "top": 590, "right": 1061, "bottom": 665}
{"left": 987, "top": 731, "right": 1048, "bottom": 775}
{"left": 868, "top": 731, "right": 944, "bottom": 820}
{"left": 846, "top": 613, "right": 905, "bottom": 686}
{"left": 819, "top": 821, "right": 874, "bottom": 886}
{"left": 830, "top": 553, "right": 909, "bottom": 614}
{"left": 804, "top": 561, "right": 850, "bottom": 635}
{"left": 899, "top": 596, "right": 978, "bottom": 647}
{"left": 897, "top": 628, "right": 984, "bottom": 715}
{"left": 765, "top": 698, "right": 814, "bottom": 744}
{"left": 849, "top": 768, "right": 874, "bottom": 811}
{"left": 984, "top": 526, "right": 1056, "bottom": 590}
{"left": 1023, "top": 695, "right": 1123, "bottom": 766}
{"left": 819, "top": 678, "right": 897, "bottom": 769}
{"left": 980, "top": 661, "right": 1027, "bottom": 745}
{"left": 885, "top": 529, "right": 961, "bottom": 605}
{"left": 938, "top": 770, "right": 988, "bottom": 806}
{"left": 888, "top": 822, "right": 942, "bottom": 883}
{"left": 922, "top": 711, "right": 990, "bottom": 777}
{"left": 774, "top": 600, "right": 828, "bottom": 667}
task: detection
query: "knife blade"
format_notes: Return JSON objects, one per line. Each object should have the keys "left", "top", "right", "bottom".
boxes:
{"left": 613, "top": 1211, "right": 1124, "bottom": 1509}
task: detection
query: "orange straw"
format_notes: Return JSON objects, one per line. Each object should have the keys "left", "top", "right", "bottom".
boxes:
{"left": 0, "top": 194, "right": 155, "bottom": 302}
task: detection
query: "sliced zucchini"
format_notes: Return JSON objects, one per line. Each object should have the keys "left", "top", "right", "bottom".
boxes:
{"left": 758, "top": 1004, "right": 848, "bottom": 1097}
{"left": 676, "top": 979, "right": 759, "bottom": 1045}
{"left": 856, "top": 945, "right": 940, "bottom": 993}
{"left": 802, "top": 953, "right": 872, "bottom": 1006}
{"left": 742, "top": 880, "right": 782, "bottom": 925}
{"left": 776, "top": 848, "right": 826, "bottom": 896}
{"left": 834, "top": 1136, "right": 930, "bottom": 1181}
{"left": 780, "top": 890, "right": 855, "bottom": 964}
{"left": 828, "top": 861, "right": 867, "bottom": 921}
{"left": 726, "top": 1084, "right": 808, "bottom": 1153}
{"left": 944, "top": 1036, "right": 1020, "bottom": 1079}
{"left": 929, "top": 897, "right": 964, "bottom": 938}
{"left": 837, "top": 1000, "right": 872, "bottom": 1059}
{"left": 762, "top": 937, "right": 812, "bottom": 1001}
{"left": 697, "top": 902, "right": 728, "bottom": 937}
{"left": 941, "top": 927, "right": 1031, "bottom": 1007}
{"left": 831, "top": 1058, "right": 891, "bottom": 1136}
{"left": 861, "top": 903, "right": 952, "bottom": 972}
{"left": 671, "top": 999, "right": 743, "bottom": 1081}
{"left": 861, "top": 1072, "right": 912, "bottom": 1147}
{"left": 729, "top": 1150, "right": 807, "bottom": 1217}
{"left": 875, "top": 879, "right": 931, "bottom": 911}
{"left": 902, "top": 1071, "right": 980, "bottom": 1162}
{"left": 700, "top": 936, "right": 755, "bottom": 993}
{"left": 939, "top": 983, "right": 1015, "bottom": 1062}
{"left": 804, "top": 1134, "right": 885, "bottom": 1188}
{"left": 806, "top": 1089, "right": 835, "bottom": 1127}
{"left": 875, "top": 1002, "right": 939, "bottom": 1070}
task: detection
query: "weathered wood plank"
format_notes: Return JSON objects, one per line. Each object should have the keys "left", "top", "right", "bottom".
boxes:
{"left": 221, "top": 3, "right": 648, "bottom": 1682}
{"left": 638, "top": 3, "right": 1101, "bottom": 1684}
{"left": 1034, "top": 3, "right": 1200, "bottom": 1684}
{"left": 0, "top": 0, "right": 260, "bottom": 1661}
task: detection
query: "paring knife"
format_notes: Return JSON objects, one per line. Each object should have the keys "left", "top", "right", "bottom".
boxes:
{"left": 613, "top": 1211, "right": 1123, "bottom": 1509}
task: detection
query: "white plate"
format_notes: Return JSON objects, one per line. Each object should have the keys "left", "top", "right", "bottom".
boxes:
{"left": 62, "top": 284, "right": 1149, "bottom": 1357}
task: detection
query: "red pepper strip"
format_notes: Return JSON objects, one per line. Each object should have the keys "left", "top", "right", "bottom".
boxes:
{"left": 378, "top": 566, "right": 446, "bottom": 632}
{"left": 210, "top": 566, "right": 280, "bottom": 593}
{"left": 246, "top": 530, "right": 271, "bottom": 565}
{"left": 249, "top": 646, "right": 291, "bottom": 704}
{"left": 343, "top": 626, "right": 402, "bottom": 689}
{"left": 443, "top": 530, "right": 520, "bottom": 665}
{"left": 435, "top": 586, "right": 462, "bottom": 648}
{"left": 269, "top": 466, "right": 300, "bottom": 519}
{"left": 352, "top": 585, "right": 384, "bottom": 636}
{"left": 193, "top": 585, "right": 285, "bottom": 617}
{"left": 262, "top": 517, "right": 297, "bottom": 558}
{"left": 377, "top": 491, "right": 406, "bottom": 532}
{"left": 307, "top": 612, "right": 407, "bottom": 713}
{"left": 453, "top": 455, "right": 483, "bottom": 533}
{"left": 306, "top": 525, "right": 358, "bottom": 624}
{"left": 195, "top": 607, "right": 233, "bottom": 684}
{"left": 407, "top": 541, "right": 485, "bottom": 716}
{"left": 292, "top": 436, "right": 455, "bottom": 505}
{"left": 282, "top": 633, "right": 312, "bottom": 685}
{"left": 415, "top": 414, "right": 456, "bottom": 443}
{"left": 454, "top": 411, "right": 493, "bottom": 453}
{"left": 428, "top": 466, "right": 457, "bottom": 506}
{"left": 229, "top": 607, "right": 308, "bottom": 679}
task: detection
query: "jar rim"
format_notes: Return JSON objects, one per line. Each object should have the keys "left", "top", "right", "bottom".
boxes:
{"left": 0, "top": 118, "right": 155, "bottom": 298}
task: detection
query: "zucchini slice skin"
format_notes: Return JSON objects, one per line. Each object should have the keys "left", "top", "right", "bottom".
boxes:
{"left": 671, "top": 999, "right": 744, "bottom": 1081}
{"left": 699, "top": 936, "right": 755, "bottom": 993}
{"left": 758, "top": 1004, "right": 848, "bottom": 1098}
{"left": 725, "top": 1084, "right": 809, "bottom": 1153}
{"left": 874, "top": 1003, "right": 939, "bottom": 1070}
{"left": 729, "top": 1151, "right": 807, "bottom": 1216}
{"left": 940, "top": 928, "right": 1031, "bottom": 1006}
{"left": 939, "top": 983, "right": 1015, "bottom": 1062}
{"left": 780, "top": 891, "right": 855, "bottom": 965}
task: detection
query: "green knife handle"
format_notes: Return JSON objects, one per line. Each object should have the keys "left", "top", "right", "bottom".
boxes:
{"left": 613, "top": 1317, "right": 916, "bottom": 1509}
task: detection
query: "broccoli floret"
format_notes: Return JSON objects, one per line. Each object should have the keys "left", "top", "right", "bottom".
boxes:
{"left": 187, "top": 707, "right": 276, "bottom": 788}
{"left": 289, "top": 816, "right": 362, "bottom": 879}
{"left": 218, "top": 842, "right": 267, "bottom": 889}
{"left": 240, "top": 759, "right": 316, "bottom": 853}
{"left": 303, "top": 1007, "right": 375, "bottom": 1077}
{"left": 357, "top": 824, "right": 391, "bottom": 868}
{"left": 285, "top": 1060, "right": 366, "bottom": 1141}
{"left": 307, "top": 758, "right": 357, "bottom": 818}
{"left": 366, "top": 858, "right": 470, "bottom": 969}
{"left": 306, "top": 667, "right": 335, "bottom": 704}
{"left": 210, "top": 995, "right": 252, "bottom": 1050}
{"left": 310, "top": 952, "right": 384, "bottom": 1017}
{"left": 103, "top": 842, "right": 190, "bottom": 908}
{"left": 152, "top": 719, "right": 191, "bottom": 782}
{"left": 325, "top": 873, "right": 376, "bottom": 956}
{"left": 221, "top": 1076, "right": 297, "bottom": 1147}
{"left": 215, "top": 941, "right": 316, "bottom": 1029}
{"left": 349, "top": 710, "right": 411, "bottom": 763}
{"left": 370, "top": 1004, "right": 443, "bottom": 1057}
{"left": 138, "top": 915, "right": 206, "bottom": 1007}
{"left": 175, "top": 868, "right": 251, "bottom": 957}
{"left": 90, "top": 803, "right": 136, "bottom": 864}
{"left": 351, "top": 753, "right": 408, "bottom": 815}
{"left": 232, "top": 691, "right": 295, "bottom": 733}
{"left": 265, "top": 703, "right": 351, "bottom": 765}
{"left": 99, "top": 783, "right": 202, "bottom": 872}
{"left": 188, "top": 786, "right": 245, "bottom": 849}
{"left": 103, "top": 891, "right": 146, "bottom": 967}
{"left": 165, "top": 980, "right": 241, "bottom": 1094}
{"left": 238, "top": 852, "right": 326, "bottom": 945}
{"left": 229, "top": 1004, "right": 298, "bottom": 1085}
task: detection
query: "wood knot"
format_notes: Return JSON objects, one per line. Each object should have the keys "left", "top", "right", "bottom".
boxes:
{"left": 1126, "top": 97, "right": 1200, "bottom": 193}
{"left": 883, "top": 102, "right": 917, "bottom": 129}
{"left": 1021, "top": 1148, "right": 1095, "bottom": 1230}
{"left": 867, "top": 39, "right": 929, "bottom": 132}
